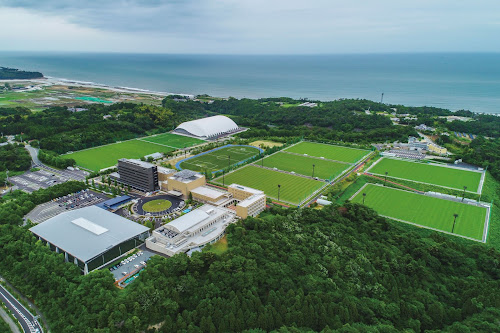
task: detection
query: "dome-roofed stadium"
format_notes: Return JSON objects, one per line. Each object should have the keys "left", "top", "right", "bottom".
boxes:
{"left": 174, "top": 115, "right": 239, "bottom": 139}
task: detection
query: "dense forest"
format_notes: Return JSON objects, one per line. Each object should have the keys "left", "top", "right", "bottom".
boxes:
{"left": 0, "top": 67, "right": 43, "bottom": 80}
{"left": 0, "top": 186, "right": 499, "bottom": 332}
{"left": 0, "top": 143, "right": 31, "bottom": 172}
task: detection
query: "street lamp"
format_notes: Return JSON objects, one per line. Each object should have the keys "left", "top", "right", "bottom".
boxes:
{"left": 312, "top": 164, "right": 315, "bottom": 178}
{"left": 277, "top": 184, "right": 281, "bottom": 201}
{"left": 452, "top": 213, "right": 459, "bottom": 233}
{"left": 362, "top": 192, "right": 366, "bottom": 205}
{"left": 384, "top": 171, "right": 388, "bottom": 186}
{"left": 462, "top": 186, "right": 467, "bottom": 202}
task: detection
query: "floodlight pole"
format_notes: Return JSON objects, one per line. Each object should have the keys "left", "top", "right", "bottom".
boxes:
{"left": 312, "top": 164, "right": 315, "bottom": 178}
{"left": 278, "top": 184, "right": 281, "bottom": 202}
{"left": 222, "top": 170, "right": 225, "bottom": 187}
{"left": 228, "top": 155, "right": 231, "bottom": 169}
{"left": 462, "top": 186, "right": 467, "bottom": 202}
{"left": 261, "top": 154, "right": 264, "bottom": 168}
{"left": 384, "top": 171, "right": 388, "bottom": 186}
{"left": 362, "top": 192, "right": 366, "bottom": 205}
{"left": 452, "top": 213, "right": 458, "bottom": 233}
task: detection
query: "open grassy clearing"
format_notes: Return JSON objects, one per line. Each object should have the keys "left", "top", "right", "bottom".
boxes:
{"left": 140, "top": 132, "right": 204, "bottom": 148}
{"left": 142, "top": 199, "right": 172, "bottom": 212}
{"left": 368, "top": 158, "right": 482, "bottom": 192}
{"left": 351, "top": 183, "right": 488, "bottom": 241}
{"left": 285, "top": 141, "right": 370, "bottom": 164}
{"left": 260, "top": 152, "right": 349, "bottom": 180}
{"left": 213, "top": 165, "right": 324, "bottom": 205}
{"left": 178, "top": 145, "right": 260, "bottom": 172}
{"left": 64, "top": 140, "right": 175, "bottom": 171}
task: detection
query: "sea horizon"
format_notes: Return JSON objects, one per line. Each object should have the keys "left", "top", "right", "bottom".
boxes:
{"left": 1, "top": 52, "right": 499, "bottom": 114}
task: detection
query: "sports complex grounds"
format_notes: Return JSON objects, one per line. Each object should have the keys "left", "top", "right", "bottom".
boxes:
{"left": 211, "top": 141, "right": 372, "bottom": 205}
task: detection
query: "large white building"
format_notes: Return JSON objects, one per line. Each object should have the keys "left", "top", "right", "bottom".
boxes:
{"left": 30, "top": 206, "right": 150, "bottom": 274}
{"left": 174, "top": 115, "right": 239, "bottom": 139}
{"left": 146, "top": 204, "right": 236, "bottom": 256}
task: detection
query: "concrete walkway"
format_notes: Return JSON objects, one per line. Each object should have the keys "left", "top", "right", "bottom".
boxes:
{"left": 0, "top": 305, "right": 22, "bottom": 333}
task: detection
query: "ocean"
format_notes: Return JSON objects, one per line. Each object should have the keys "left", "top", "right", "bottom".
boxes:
{"left": 1, "top": 52, "right": 499, "bottom": 114}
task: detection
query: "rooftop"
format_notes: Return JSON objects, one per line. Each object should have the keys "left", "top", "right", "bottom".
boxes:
{"left": 170, "top": 169, "right": 203, "bottom": 182}
{"left": 30, "top": 206, "right": 149, "bottom": 262}
{"left": 119, "top": 158, "right": 156, "bottom": 168}
{"left": 228, "top": 183, "right": 264, "bottom": 195}
{"left": 238, "top": 193, "right": 266, "bottom": 208}
{"left": 157, "top": 166, "right": 176, "bottom": 175}
{"left": 190, "top": 186, "right": 228, "bottom": 199}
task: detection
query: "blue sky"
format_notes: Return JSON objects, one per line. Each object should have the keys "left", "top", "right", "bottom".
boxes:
{"left": 1, "top": 0, "right": 499, "bottom": 54}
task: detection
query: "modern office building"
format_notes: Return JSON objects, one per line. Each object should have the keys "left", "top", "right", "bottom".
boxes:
{"left": 116, "top": 159, "right": 159, "bottom": 192}
{"left": 30, "top": 206, "right": 150, "bottom": 274}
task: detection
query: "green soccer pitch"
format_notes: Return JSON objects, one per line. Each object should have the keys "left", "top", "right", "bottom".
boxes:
{"left": 213, "top": 165, "right": 324, "bottom": 205}
{"left": 140, "top": 132, "right": 204, "bottom": 148}
{"left": 351, "top": 184, "right": 488, "bottom": 241}
{"left": 284, "top": 142, "right": 370, "bottom": 164}
{"left": 260, "top": 152, "right": 349, "bottom": 180}
{"left": 367, "top": 158, "right": 483, "bottom": 192}
{"left": 64, "top": 140, "right": 175, "bottom": 171}
{"left": 179, "top": 145, "right": 261, "bottom": 172}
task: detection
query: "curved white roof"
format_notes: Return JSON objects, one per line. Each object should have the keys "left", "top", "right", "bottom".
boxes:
{"left": 175, "top": 115, "right": 238, "bottom": 138}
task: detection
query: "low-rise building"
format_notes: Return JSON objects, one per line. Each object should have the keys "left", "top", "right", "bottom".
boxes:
{"left": 145, "top": 204, "right": 235, "bottom": 256}
{"left": 163, "top": 170, "right": 206, "bottom": 198}
{"left": 428, "top": 143, "right": 448, "bottom": 155}
{"left": 228, "top": 184, "right": 266, "bottom": 218}
{"left": 190, "top": 185, "right": 232, "bottom": 205}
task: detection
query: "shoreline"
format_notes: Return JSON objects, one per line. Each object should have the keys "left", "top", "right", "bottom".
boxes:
{"left": 1, "top": 76, "right": 499, "bottom": 116}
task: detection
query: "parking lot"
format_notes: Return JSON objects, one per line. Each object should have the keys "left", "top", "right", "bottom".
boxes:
{"left": 109, "top": 248, "right": 156, "bottom": 282}
{"left": 9, "top": 167, "right": 88, "bottom": 193}
{"left": 25, "top": 189, "right": 109, "bottom": 224}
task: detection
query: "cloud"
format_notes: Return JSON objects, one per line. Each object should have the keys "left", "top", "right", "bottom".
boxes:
{"left": 0, "top": 0, "right": 500, "bottom": 53}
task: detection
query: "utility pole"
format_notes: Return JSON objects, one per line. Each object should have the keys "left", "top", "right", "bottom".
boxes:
{"left": 380, "top": 92, "right": 384, "bottom": 103}
{"left": 452, "top": 214, "right": 459, "bottom": 233}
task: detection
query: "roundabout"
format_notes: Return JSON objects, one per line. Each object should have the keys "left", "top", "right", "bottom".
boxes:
{"left": 134, "top": 194, "right": 184, "bottom": 217}
{"left": 142, "top": 199, "right": 172, "bottom": 213}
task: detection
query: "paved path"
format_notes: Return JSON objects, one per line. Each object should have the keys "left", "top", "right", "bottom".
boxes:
{"left": 25, "top": 145, "right": 88, "bottom": 181}
{"left": 0, "top": 306, "right": 22, "bottom": 333}
{"left": 0, "top": 284, "right": 42, "bottom": 333}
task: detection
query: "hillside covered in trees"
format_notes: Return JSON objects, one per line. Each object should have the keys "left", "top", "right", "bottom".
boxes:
{"left": 0, "top": 67, "right": 43, "bottom": 80}
{"left": 0, "top": 183, "right": 499, "bottom": 332}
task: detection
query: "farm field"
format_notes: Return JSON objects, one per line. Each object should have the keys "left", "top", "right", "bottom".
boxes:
{"left": 351, "top": 184, "right": 488, "bottom": 241}
{"left": 367, "top": 158, "right": 482, "bottom": 192}
{"left": 140, "top": 132, "right": 204, "bottom": 148}
{"left": 178, "top": 145, "right": 261, "bottom": 172}
{"left": 64, "top": 140, "right": 175, "bottom": 171}
{"left": 284, "top": 142, "right": 370, "bottom": 164}
{"left": 213, "top": 165, "right": 324, "bottom": 205}
{"left": 261, "top": 152, "right": 349, "bottom": 180}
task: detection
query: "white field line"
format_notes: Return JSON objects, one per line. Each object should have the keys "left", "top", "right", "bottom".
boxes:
{"left": 483, "top": 205, "right": 491, "bottom": 243}
{"left": 135, "top": 139, "right": 177, "bottom": 149}
{"left": 351, "top": 183, "right": 486, "bottom": 243}
{"left": 302, "top": 140, "right": 371, "bottom": 152}
{"left": 279, "top": 151, "right": 351, "bottom": 165}
{"left": 366, "top": 157, "right": 482, "bottom": 194}
{"left": 349, "top": 183, "right": 369, "bottom": 201}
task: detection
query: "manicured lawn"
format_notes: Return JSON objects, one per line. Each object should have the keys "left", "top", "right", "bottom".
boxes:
{"left": 284, "top": 142, "right": 370, "bottom": 164}
{"left": 368, "top": 158, "right": 483, "bottom": 192}
{"left": 64, "top": 140, "right": 175, "bottom": 171}
{"left": 179, "top": 145, "right": 261, "bottom": 172}
{"left": 213, "top": 165, "right": 324, "bottom": 205}
{"left": 261, "top": 152, "right": 349, "bottom": 180}
{"left": 351, "top": 184, "right": 487, "bottom": 241}
{"left": 142, "top": 199, "right": 172, "bottom": 212}
{"left": 140, "top": 132, "right": 204, "bottom": 148}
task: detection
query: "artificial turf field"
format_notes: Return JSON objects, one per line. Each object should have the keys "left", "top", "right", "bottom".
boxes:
{"left": 213, "top": 165, "right": 324, "bottom": 205}
{"left": 367, "top": 158, "right": 483, "bottom": 192}
{"left": 64, "top": 140, "right": 175, "bottom": 171}
{"left": 140, "top": 133, "right": 204, "bottom": 148}
{"left": 285, "top": 142, "right": 370, "bottom": 164}
{"left": 351, "top": 184, "right": 488, "bottom": 241}
{"left": 261, "top": 152, "right": 349, "bottom": 180}
{"left": 179, "top": 145, "right": 261, "bottom": 172}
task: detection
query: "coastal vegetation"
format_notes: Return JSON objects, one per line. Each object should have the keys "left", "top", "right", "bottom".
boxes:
{"left": 0, "top": 67, "right": 43, "bottom": 80}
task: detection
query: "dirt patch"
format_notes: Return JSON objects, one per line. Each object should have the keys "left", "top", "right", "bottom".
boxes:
{"left": 249, "top": 140, "right": 284, "bottom": 148}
